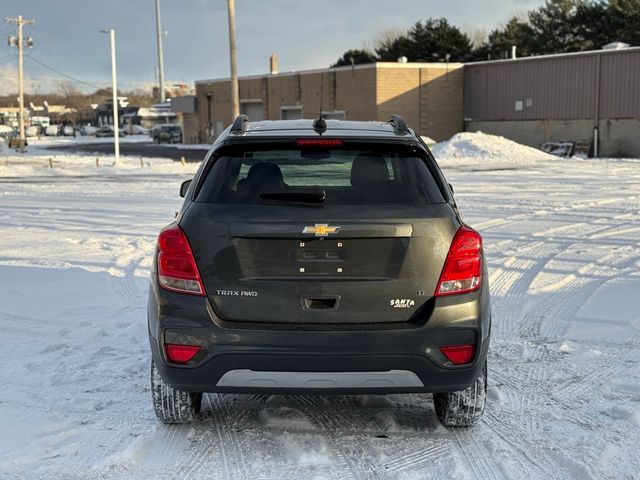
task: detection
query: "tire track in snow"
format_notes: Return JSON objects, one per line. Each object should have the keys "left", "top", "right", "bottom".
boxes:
{"left": 454, "top": 429, "right": 502, "bottom": 480}
{"left": 175, "top": 395, "right": 234, "bottom": 480}
{"left": 382, "top": 443, "right": 449, "bottom": 473}
{"left": 207, "top": 393, "right": 253, "bottom": 480}
{"left": 286, "top": 396, "right": 372, "bottom": 480}
{"left": 554, "top": 344, "right": 640, "bottom": 401}
{"left": 482, "top": 410, "right": 560, "bottom": 478}
{"left": 490, "top": 245, "right": 561, "bottom": 339}
{"left": 173, "top": 400, "right": 228, "bottom": 480}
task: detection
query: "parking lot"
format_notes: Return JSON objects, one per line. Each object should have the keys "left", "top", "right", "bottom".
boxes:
{"left": 1, "top": 139, "right": 639, "bottom": 478}
{"left": 44, "top": 140, "right": 209, "bottom": 163}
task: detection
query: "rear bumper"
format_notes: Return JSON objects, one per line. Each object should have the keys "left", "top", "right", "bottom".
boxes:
{"left": 148, "top": 275, "right": 491, "bottom": 394}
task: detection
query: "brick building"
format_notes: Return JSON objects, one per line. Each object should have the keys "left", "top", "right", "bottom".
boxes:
{"left": 173, "top": 62, "right": 464, "bottom": 145}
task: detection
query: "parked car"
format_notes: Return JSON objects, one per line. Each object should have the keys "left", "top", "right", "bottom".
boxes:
{"left": 45, "top": 125, "right": 60, "bottom": 136}
{"left": 150, "top": 123, "right": 172, "bottom": 138}
{"left": 78, "top": 125, "right": 98, "bottom": 136}
{"left": 95, "top": 126, "right": 125, "bottom": 138}
{"left": 62, "top": 125, "right": 75, "bottom": 137}
{"left": 25, "top": 125, "right": 40, "bottom": 137}
{"left": 148, "top": 115, "right": 491, "bottom": 427}
{"left": 128, "top": 124, "right": 149, "bottom": 135}
{"left": 0, "top": 125, "right": 15, "bottom": 145}
{"left": 152, "top": 125, "right": 182, "bottom": 144}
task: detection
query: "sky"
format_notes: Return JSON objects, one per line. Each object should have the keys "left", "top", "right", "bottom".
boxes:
{"left": 0, "top": 0, "right": 544, "bottom": 95}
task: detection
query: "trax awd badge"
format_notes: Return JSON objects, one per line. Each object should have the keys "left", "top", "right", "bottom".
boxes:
{"left": 302, "top": 224, "right": 341, "bottom": 237}
{"left": 216, "top": 290, "right": 258, "bottom": 297}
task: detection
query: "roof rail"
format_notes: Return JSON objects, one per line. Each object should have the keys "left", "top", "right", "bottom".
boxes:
{"left": 387, "top": 115, "right": 410, "bottom": 135}
{"left": 230, "top": 114, "right": 249, "bottom": 134}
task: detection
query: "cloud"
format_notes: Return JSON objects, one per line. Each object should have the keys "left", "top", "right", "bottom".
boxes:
{"left": 0, "top": 63, "right": 19, "bottom": 96}
{"left": 1, "top": 0, "right": 547, "bottom": 92}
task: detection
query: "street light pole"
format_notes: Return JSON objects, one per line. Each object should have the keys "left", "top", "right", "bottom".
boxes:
{"left": 226, "top": 0, "right": 239, "bottom": 119}
{"left": 154, "top": 0, "right": 166, "bottom": 103}
{"left": 101, "top": 29, "right": 120, "bottom": 164}
{"left": 5, "top": 15, "right": 35, "bottom": 153}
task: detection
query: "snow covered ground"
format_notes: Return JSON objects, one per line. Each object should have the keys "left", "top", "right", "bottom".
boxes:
{"left": 26, "top": 135, "right": 152, "bottom": 148}
{"left": 0, "top": 135, "right": 639, "bottom": 479}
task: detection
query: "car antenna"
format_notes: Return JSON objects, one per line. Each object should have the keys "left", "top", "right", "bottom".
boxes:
{"left": 313, "top": 73, "right": 327, "bottom": 135}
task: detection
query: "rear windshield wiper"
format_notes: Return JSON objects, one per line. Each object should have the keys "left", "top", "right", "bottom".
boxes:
{"left": 259, "top": 189, "right": 326, "bottom": 203}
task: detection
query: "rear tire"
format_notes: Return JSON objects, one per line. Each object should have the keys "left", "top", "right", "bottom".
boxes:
{"left": 433, "top": 362, "right": 487, "bottom": 427}
{"left": 151, "top": 361, "right": 202, "bottom": 424}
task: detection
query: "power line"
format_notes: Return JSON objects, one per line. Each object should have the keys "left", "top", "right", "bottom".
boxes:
{"left": 26, "top": 55, "right": 103, "bottom": 89}
{"left": 21, "top": 55, "right": 155, "bottom": 90}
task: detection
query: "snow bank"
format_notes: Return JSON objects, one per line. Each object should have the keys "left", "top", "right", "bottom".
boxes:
{"left": 431, "top": 131, "right": 556, "bottom": 168}
{"left": 28, "top": 135, "right": 152, "bottom": 147}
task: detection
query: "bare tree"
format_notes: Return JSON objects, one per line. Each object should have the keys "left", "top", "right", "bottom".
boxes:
{"left": 56, "top": 80, "right": 81, "bottom": 99}
{"left": 463, "top": 25, "right": 488, "bottom": 49}
{"left": 366, "top": 27, "right": 406, "bottom": 53}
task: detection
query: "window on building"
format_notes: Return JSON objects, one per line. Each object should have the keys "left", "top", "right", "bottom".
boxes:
{"left": 321, "top": 110, "right": 347, "bottom": 120}
{"left": 241, "top": 100, "right": 264, "bottom": 121}
{"left": 280, "top": 106, "right": 303, "bottom": 120}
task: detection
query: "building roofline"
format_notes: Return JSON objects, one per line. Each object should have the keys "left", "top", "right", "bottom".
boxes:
{"left": 195, "top": 63, "right": 375, "bottom": 85}
{"left": 465, "top": 45, "right": 640, "bottom": 67}
{"left": 195, "top": 61, "right": 464, "bottom": 86}
{"left": 375, "top": 62, "right": 463, "bottom": 69}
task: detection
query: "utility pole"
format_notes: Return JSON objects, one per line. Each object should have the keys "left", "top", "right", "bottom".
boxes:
{"left": 154, "top": 0, "right": 166, "bottom": 102}
{"left": 5, "top": 15, "right": 35, "bottom": 153}
{"left": 226, "top": 0, "right": 239, "bottom": 119}
{"left": 101, "top": 29, "right": 120, "bottom": 164}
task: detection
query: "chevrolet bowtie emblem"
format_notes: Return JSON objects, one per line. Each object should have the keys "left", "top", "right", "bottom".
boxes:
{"left": 302, "top": 224, "right": 341, "bottom": 237}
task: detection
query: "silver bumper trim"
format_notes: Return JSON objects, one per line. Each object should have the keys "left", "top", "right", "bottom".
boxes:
{"left": 216, "top": 369, "right": 424, "bottom": 389}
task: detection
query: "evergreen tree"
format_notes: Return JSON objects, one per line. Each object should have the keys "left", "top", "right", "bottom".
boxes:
{"left": 332, "top": 0, "right": 640, "bottom": 67}
{"left": 374, "top": 18, "right": 472, "bottom": 62}
{"left": 609, "top": 0, "right": 640, "bottom": 45}
{"left": 331, "top": 49, "right": 377, "bottom": 68}
{"left": 574, "top": 1, "right": 615, "bottom": 49}
{"left": 408, "top": 19, "right": 473, "bottom": 62}
{"left": 528, "top": 0, "right": 584, "bottom": 53}
{"left": 475, "top": 17, "right": 538, "bottom": 60}
{"left": 375, "top": 35, "right": 415, "bottom": 61}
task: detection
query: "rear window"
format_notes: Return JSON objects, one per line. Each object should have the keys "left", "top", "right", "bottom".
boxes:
{"left": 196, "top": 144, "right": 445, "bottom": 205}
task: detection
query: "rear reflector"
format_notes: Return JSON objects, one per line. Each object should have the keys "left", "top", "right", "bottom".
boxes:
{"left": 297, "top": 139, "right": 344, "bottom": 147}
{"left": 435, "top": 226, "right": 482, "bottom": 297}
{"left": 440, "top": 344, "right": 476, "bottom": 365}
{"left": 165, "top": 344, "right": 201, "bottom": 363}
{"left": 157, "top": 224, "right": 205, "bottom": 296}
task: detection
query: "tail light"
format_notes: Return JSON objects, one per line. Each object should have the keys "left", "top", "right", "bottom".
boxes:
{"left": 440, "top": 344, "right": 476, "bottom": 365}
{"left": 165, "top": 344, "right": 200, "bottom": 363}
{"left": 157, "top": 225, "right": 205, "bottom": 296}
{"left": 435, "top": 226, "right": 482, "bottom": 297}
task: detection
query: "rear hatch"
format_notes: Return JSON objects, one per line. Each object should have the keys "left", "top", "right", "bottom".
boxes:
{"left": 181, "top": 140, "right": 458, "bottom": 325}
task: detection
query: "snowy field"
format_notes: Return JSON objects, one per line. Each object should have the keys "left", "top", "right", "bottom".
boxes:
{"left": 0, "top": 134, "right": 639, "bottom": 479}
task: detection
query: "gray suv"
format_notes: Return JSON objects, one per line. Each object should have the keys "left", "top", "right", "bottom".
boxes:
{"left": 153, "top": 124, "right": 182, "bottom": 144}
{"left": 148, "top": 115, "right": 490, "bottom": 427}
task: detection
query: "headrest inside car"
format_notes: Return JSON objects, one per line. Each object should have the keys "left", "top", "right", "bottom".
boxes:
{"left": 246, "top": 162, "right": 284, "bottom": 188}
{"left": 350, "top": 153, "right": 390, "bottom": 186}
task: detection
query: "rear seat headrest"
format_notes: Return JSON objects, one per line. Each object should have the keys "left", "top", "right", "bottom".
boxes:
{"left": 350, "top": 153, "right": 389, "bottom": 186}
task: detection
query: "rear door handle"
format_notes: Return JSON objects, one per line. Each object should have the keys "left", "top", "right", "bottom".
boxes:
{"left": 301, "top": 296, "right": 340, "bottom": 311}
